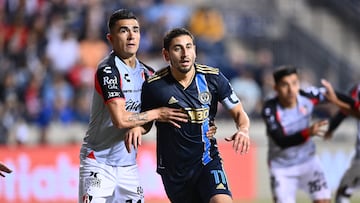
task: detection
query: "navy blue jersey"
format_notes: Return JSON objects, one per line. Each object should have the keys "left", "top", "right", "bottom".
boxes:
{"left": 141, "top": 64, "right": 238, "bottom": 180}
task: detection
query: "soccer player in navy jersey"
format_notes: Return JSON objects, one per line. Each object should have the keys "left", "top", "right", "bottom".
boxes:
{"left": 136, "top": 28, "right": 250, "bottom": 203}
{"left": 261, "top": 66, "right": 333, "bottom": 203}
{"left": 321, "top": 80, "right": 360, "bottom": 203}
{"left": 77, "top": 9, "right": 190, "bottom": 203}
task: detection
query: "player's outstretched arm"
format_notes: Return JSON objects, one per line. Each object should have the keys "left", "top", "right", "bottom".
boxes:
{"left": 107, "top": 99, "right": 188, "bottom": 129}
{"left": 321, "top": 79, "right": 360, "bottom": 118}
{"left": 224, "top": 103, "right": 250, "bottom": 154}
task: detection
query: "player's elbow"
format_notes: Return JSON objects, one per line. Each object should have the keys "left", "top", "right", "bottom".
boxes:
{"left": 112, "top": 119, "right": 132, "bottom": 129}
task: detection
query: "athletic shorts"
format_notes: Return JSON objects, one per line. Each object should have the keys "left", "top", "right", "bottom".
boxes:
{"left": 78, "top": 157, "right": 144, "bottom": 203}
{"left": 337, "top": 158, "right": 360, "bottom": 195}
{"left": 161, "top": 156, "right": 232, "bottom": 203}
{"left": 269, "top": 156, "right": 331, "bottom": 203}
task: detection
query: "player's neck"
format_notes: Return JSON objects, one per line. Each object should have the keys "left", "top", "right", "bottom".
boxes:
{"left": 116, "top": 52, "right": 137, "bottom": 68}
{"left": 171, "top": 67, "right": 195, "bottom": 88}
{"left": 279, "top": 99, "right": 297, "bottom": 109}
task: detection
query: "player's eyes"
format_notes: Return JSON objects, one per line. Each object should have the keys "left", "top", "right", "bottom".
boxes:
{"left": 119, "top": 28, "right": 128, "bottom": 33}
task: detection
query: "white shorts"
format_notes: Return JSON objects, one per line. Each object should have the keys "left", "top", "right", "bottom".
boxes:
{"left": 269, "top": 156, "right": 331, "bottom": 203}
{"left": 337, "top": 158, "right": 360, "bottom": 196}
{"left": 78, "top": 157, "right": 144, "bottom": 203}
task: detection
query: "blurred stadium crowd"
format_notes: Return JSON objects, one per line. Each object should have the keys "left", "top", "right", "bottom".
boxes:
{"left": 0, "top": 0, "right": 359, "bottom": 145}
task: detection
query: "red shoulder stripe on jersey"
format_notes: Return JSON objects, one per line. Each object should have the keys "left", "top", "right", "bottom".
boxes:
{"left": 95, "top": 74, "right": 103, "bottom": 96}
{"left": 310, "top": 98, "right": 319, "bottom": 105}
{"left": 300, "top": 128, "right": 310, "bottom": 140}
{"left": 87, "top": 151, "right": 96, "bottom": 159}
{"left": 104, "top": 97, "right": 125, "bottom": 104}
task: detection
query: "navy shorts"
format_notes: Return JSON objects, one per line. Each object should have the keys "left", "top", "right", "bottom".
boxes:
{"left": 161, "top": 156, "right": 232, "bottom": 203}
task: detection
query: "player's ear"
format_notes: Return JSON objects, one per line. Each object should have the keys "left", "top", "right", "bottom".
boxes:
{"left": 162, "top": 48, "right": 170, "bottom": 61}
{"left": 106, "top": 33, "right": 112, "bottom": 43}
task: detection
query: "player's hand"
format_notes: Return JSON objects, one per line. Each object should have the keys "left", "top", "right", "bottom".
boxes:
{"left": 125, "top": 126, "right": 145, "bottom": 153}
{"left": 156, "top": 107, "right": 188, "bottom": 128}
{"left": 206, "top": 121, "right": 217, "bottom": 139}
{"left": 309, "top": 120, "right": 328, "bottom": 137}
{"left": 225, "top": 129, "right": 250, "bottom": 154}
{"left": 321, "top": 79, "right": 337, "bottom": 102}
{"left": 0, "top": 162, "right": 12, "bottom": 177}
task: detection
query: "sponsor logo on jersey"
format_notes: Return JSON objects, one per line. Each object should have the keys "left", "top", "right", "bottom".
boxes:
{"left": 199, "top": 91, "right": 211, "bottom": 104}
{"left": 103, "top": 75, "right": 118, "bottom": 89}
{"left": 124, "top": 73, "right": 131, "bottom": 82}
{"left": 126, "top": 99, "right": 141, "bottom": 112}
{"left": 184, "top": 107, "right": 209, "bottom": 123}
{"left": 168, "top": 96, "right": 179, "bottom": 104}
{"left": 108, "top": 91, "right": 121, "bottom": 98}
{"left": 103, "top": 66, "right": 112, "bottom": 74}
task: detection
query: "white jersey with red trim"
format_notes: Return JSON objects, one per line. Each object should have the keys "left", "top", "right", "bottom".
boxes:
{"left": 262, "top": 87, "right": 327, "bottom": 168}
{"left": 80, "top": 51, "right": 153, "bottom": 166}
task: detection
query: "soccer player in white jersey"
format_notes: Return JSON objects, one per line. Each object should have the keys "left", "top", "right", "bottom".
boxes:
{"left": 77, "top": 9, "right": 190, "bottom": 203}
{"left": 261, "top": 66, "right": 333, "bottom": 203}
{"left": 321, "top": 80, "right": 360, "bottom": 203}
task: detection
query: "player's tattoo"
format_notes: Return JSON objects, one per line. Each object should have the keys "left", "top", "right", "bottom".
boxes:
{"left": 128, "top": 112, "right": 148, "bottom": 123}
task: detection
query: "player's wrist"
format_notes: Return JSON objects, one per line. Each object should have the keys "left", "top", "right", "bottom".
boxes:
{"left": 237, "top": 128, "right": 249, "bottom": 134}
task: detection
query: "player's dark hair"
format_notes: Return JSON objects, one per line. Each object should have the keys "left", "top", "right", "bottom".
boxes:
{"left": 108, "top": 9, "right": 137, "bottom": 32}
{"left": 163, "top": 28, "right": 195, "bottom": 50}
{"left": 273, "top": 65, "right": 298, "bottom": 84}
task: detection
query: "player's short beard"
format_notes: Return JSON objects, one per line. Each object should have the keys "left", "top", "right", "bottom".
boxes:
{"left": 178, "top": 66, "right": 192, "bottom": 74}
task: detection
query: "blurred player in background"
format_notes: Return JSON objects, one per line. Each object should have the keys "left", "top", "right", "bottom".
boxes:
{"left": 261, "top": 65, "right": 335, "bottom": 203}
{"left": 78, "top": 9, "right": 189, "bottom": 203}
{"left": 322, "top": 80, "right": 360, "bottom": 203}
{"left": 136, "top": 28, "right": 250, "bottom": 203}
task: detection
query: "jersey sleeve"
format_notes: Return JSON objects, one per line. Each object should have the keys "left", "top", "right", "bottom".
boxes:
{"left": 338, "top": 83, "right": 360, "bottom": 110}
{"left": 140, "top": 81, "right": 155, "bottom": 112}
{"left": 94, "top": 65, "right": 124, "bottom": 103}
{"left": 217, "top": 72, "right": 240, "bottom": 110}
{"left": 300, "top": 86, "right": 326, "bottom": 105}
{"left": 328, "top": 83, "right": 359, "bottom": 132}
{"left": 262, "top": 99, "right": 310, "bottom": 149}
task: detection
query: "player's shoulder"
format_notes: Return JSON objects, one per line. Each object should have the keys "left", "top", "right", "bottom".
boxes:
{"left": 147, "top": 66, "right": 170, "bottom": 84}
{"left": 97, "top": 52, "right": 116, "bottom": 72}
{"left": 195, "top": 64, "right": 219, "bottom": 75}
{"left": 262, "top": 96, "right": 278, "bottom": 111}
{"left": 262, "top": 98, "right": 278, "bottom": 119}
{"left": 139, "top": 60, "right": 155, "bottom": 73}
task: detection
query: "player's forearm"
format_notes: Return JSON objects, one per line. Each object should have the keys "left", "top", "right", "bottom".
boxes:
{"left": 231, "top": 105, "right": 250, "bottom": 133}
{"left": 236, "top": 111, "right": 250, "bottom": 133}
{"left": 113, "top": 110, "right": 159, "bottom": 129}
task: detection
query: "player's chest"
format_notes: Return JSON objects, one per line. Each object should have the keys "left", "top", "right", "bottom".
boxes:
{"left": 155, "top": 81, "right": 214, "bottom": 108}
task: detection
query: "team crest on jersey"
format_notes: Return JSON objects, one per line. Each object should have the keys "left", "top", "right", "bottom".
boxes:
{"left": 199, "top": 91, "right": 211, "bottom": 104}
{"left": 299, "top": 105, "right": 308, "bottom": 115}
